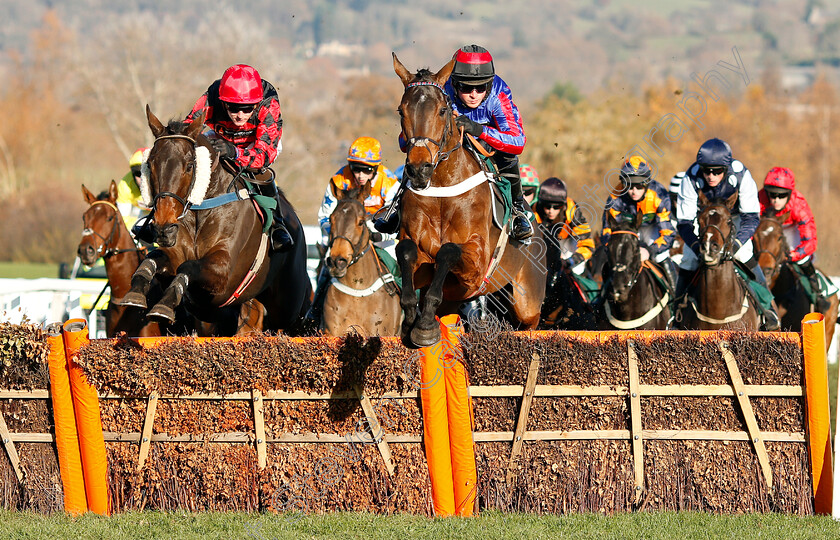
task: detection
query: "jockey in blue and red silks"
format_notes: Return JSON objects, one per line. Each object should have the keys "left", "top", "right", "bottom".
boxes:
{"left": 183, "top": 64, "right": 293, "bottom": 252}
{"left": 375, "top": 45, "right": 534, "bottom": 242}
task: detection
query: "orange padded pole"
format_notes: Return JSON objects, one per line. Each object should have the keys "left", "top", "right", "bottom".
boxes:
{"left": 802, "top": 312, "right": 832, "bottom": 514}
{"left": 63, "top": 319, "right": 110, "bottom": 516}
{"left": 420, "top": 321, "right": 455, "bottom": 517}
{"left": 440, "top": 314, "right": 477, "bottom": 517}
{"left": 46, "top": 325, "right": 87, "bottom": 516}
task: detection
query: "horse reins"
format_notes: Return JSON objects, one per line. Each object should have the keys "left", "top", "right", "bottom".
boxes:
{"left": 606, "top": 229, "right": 643, "bottom": 291}
{"left": 402, "top": 81, "right": 463, "bottom": 168}
{"left": 699, "top": 207, "right": 736, "bottom": 264}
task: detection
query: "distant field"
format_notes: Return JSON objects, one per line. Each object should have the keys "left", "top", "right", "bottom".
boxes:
{"left": 2, "top": 510, "right": 840, "bottom": 540}
{"left": 0, "top": 261, "right": 60, "bottom": 279}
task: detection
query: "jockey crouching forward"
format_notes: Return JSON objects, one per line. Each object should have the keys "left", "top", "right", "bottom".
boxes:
{"left": 375, "top": 44, "right": 534, "bottom": 243}
{"left": 181, "top": 64, "right": 293, "bottom": 252}
{"left": 759, "top": 166, "right": 832, "bottom": 314}
{"left": 305, "top": 137, "right": 400, "bottom": 327}
{"left": 601, "top": 156, "right": 677, "bottom": 289}
{"left": 676, "top": 137, "right": 780, "bottom": 330}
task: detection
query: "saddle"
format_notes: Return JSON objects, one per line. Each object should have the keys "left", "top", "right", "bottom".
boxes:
{"left": 463, "top": 140, "right": 512, "bottom": 231}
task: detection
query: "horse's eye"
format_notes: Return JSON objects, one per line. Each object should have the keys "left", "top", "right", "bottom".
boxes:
{"left": 439, "top": 107, "right": 448, "bottom": 117}
{"left": 397, "top": 108, "right": 404, "bottom": 118}
{"left": 185, "top": 161, "right": 194, "bottom": 173}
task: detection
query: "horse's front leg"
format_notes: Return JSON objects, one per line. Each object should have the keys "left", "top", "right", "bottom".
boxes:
{"left": 116, "top": 253, "right": 168, "bottom": 308}
{"left": 396, "top": 239, "right": 419, "bottom": 345}
{"left": 411, "top": 242, "right": 462, "bottom": 347}
{"left": 147, "top": 254, "right": 232, "bottom": 323}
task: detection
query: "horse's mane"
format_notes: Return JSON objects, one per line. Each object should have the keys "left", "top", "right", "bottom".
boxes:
{"left": 414, "top": 68, "right": 434, "bottom": 81}
{"left": 96, "top": 190, "right": 111, "bottom": 201}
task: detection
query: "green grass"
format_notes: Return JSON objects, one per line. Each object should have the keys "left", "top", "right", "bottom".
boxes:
{"left": 0, "top": 261, "right": 60, "bottom": 279}
{"left": 2, "top": 510, "right": 840, "bottom": 540}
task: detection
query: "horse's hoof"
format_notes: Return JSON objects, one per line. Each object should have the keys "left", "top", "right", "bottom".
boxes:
{"left": 410, "top": 325, "right": 442, "bottom": 348}
{"left": 148, "top": 304, "right": 176, "bottom": 323}
{"left": 115, "top": 291, "right": 147, "bottom": 308}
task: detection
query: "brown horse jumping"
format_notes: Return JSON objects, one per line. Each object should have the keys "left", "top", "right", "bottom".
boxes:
{"left": 78, "top": 181, "right": 161, "bottom": 337}
{"left": 754, "top": 211, "right": 838, "bottom": 347}
{"left": 116, "top": 107, "right": 311, "bottom": 335}
{"left": 675, "top": 191, "right": 760, "bottom": 330}
{"left": 322, "top": 183, "right": 401, "bottom": 336}
{"left": 393, "top": 54, "right": 546, "bottom": 347}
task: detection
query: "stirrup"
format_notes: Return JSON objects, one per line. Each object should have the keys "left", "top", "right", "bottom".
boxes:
{"left": 511, "top": 213, "right": 533, "bottom": 242}
{"left": 270, "top": 221, "right": 294, "bottom": 252}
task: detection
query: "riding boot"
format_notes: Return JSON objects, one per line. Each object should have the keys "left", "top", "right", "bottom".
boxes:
{"left": 661, "top": 259, "right": 678, "bottom": 295}
{"left": 675, "top": 268, "right": 695, "bottom": 301}
{"left": 504, "top": 172, "right": 534, "bottom": 242}
{"left": 373, "top": 177, "right": 406, "bottom": 235}
{"left": 255, "top": 183, "right": 294, "bottom": 252}
{"left": 304, "top": 265, "right": 332, "bottom": 327}
{"left": 800, "top": 260, "right": 831, "bottom": 313}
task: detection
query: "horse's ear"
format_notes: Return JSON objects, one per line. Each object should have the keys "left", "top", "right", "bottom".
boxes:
{"left": 724, "top": 190, "right": 739, "bottom": 210}
{"left": 329, "top": 180, "right": 341, "bottom": 200}
{"left": 778, "top": 210, "right": 791, "bottom": 223}
{"left": 108, "top": 179, "right": 118, "bottom": 202}
{"left": 606, "top": 211, "right": 619, "bottom": 233}
{"left": 147, "top": 104, "right": 166, "bottom": 138}
{"left": 433, "top": 59, "right": 456, "bottom": 88}
{"left": 633, "top": 208, "right": 644, "bottom": 231}
{"left": 393, "top": 53, "right": 412, "bottom": 87}
{"left": 82, "top": 184, "right": 97, "bottom": 205}
{"left": 697, "top": 190, "right": 710, "bottom": 208}
{"left": 186, "top": 109, "right": 206, "bottom": 141}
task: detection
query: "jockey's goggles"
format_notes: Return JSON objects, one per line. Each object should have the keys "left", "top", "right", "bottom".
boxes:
{"left": 350, "top": 163, "right": 376, "bottom": 175}
{"left": 701, "top": 165, "right": 726, "bottom": 176}
{"left": 523, "top": 187, "right": 537, "bottom": 197}
{"left": 131, "top": 167, "right": 141, "bottom": 178}
{"left": 454, "top": 81, "right": 490, "bottom": 94}
{"left": 766, "top": 189, "right": 791, "bottom": 200}
{"left": 542, "top": 202, "right": 565, "bottom": 210}
{"left": 224, "top": 102, "right": 257, "bottom": 114}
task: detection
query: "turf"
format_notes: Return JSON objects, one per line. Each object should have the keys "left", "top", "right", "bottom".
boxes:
{"left": 2, "top": 510, "right": 840, "bottom": 540}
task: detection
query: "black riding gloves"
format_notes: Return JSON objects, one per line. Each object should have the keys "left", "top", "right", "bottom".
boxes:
{"left": 455, "top": 115, "right": 484, "bottom": 138}
{"left": 211, "top": 138, "right": 237, "bottom": 160}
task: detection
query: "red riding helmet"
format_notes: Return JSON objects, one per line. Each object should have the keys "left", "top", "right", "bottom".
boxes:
{"left": 451, "top": 45, "right": 496, "bottom": 85}
{"left": 763, "top": 166, "right": 796, "bottom": 192}
{"left": 219, "top": 64, "right": 263, "bottom": 104}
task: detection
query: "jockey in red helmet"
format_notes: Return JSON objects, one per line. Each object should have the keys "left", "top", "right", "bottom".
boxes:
{"left": 183, "top": 64, "right": 292, "bottom": 251}
{"left": 375, "top": 45, "right": 533, "bottom": 242}
{"left": 759, "top": 166, "right": 832, "bottom": 313}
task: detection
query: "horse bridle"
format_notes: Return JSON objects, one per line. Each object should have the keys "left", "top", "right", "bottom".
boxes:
{"left": 699, "top": 207, "right": 736, "bottom": 264}
{"left": 148, "top": 134, "right": 201, "bottom": 220}
{"left": 607, "top": 229, "right": 643, "bottom": 292}
{"left": 402, "top": 81, "right": 462, "bottom": 169}
{"left": 328, "top": 199, "right": 371, "bottom": 267}
{"left": 82, "top": 201, "right": 142, "bottom": 259}
{"left": 754, "top": 220, "right": 787, "bottom": 280}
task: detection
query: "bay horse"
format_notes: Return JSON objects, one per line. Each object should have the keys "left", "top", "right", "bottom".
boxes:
{"left": 754, "top": 211, "right": 838, "bottom": 347}
{"left": 78, "top": 181, "right": 161, "bottom": 337}
{"left": 116, "top": 106, "right": 311, "bottom": 335}
{"left": 598, "top": 212, "right": 671, "bottom": 330}
{"left": 675, "top": 191, "right": 760, "bottom": 330}
{"left": 393, "top": 54, "right": 546, "bottom": 347}
{"left": 322, "top": 183, "right": 401, "bottom": 336}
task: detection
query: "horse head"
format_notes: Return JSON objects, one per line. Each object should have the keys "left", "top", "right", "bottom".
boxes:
{"left": 605, "top": 211, "right": 644, "bottom": 303}
{"left": 326, "top": 184, "right": 370, "bottom": 278}
{"left": 754, "top": 208, "right": 790, "bottom": 287}
{"left": 144, "top": 105, "right": 218, "bottom": 247}
{"left": 393, "top": 53, "right": 457, "bottom": 190}
{"left": 78, "top": 180, "right": 122, "bottom": 266}
{"left": 697, "top": 190, "right": 738, "bottom": 266}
